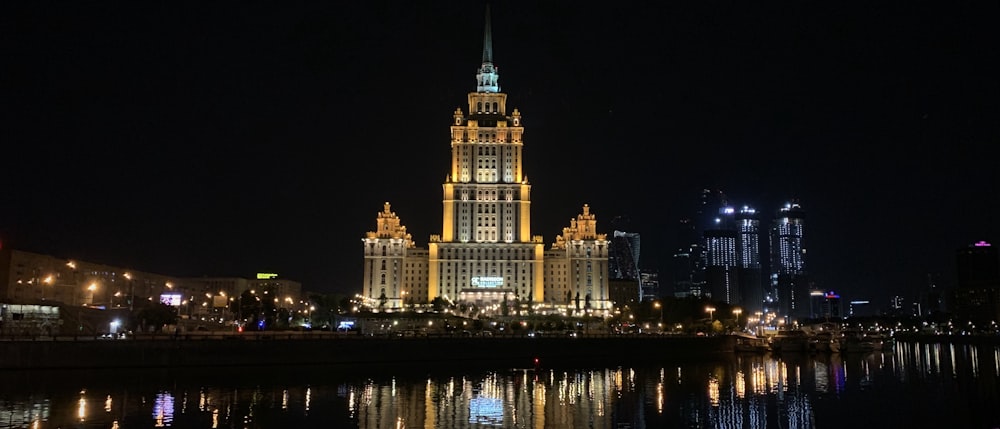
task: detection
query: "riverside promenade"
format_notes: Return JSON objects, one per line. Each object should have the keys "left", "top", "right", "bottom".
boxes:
{"left": 0, "top": 332, "right": 737, "bottom": 370}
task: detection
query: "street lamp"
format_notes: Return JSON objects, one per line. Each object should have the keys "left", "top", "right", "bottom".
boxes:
{"left": 653, "top": 301, "right": 663, "bottom": 330}
{"left": 41, "top": 275, "right": 54, "bottom": 301}
{"left": 124, "top": 272, "right": 134, "bottom": 311}
{"left": 732, "top": 308, "right": 742, "bottom": 332}
{"left": 705, "top": 306, "right": 716, "bottom": 322}
{"left": 87, "top": 283, "right": 98, "bottom": 306}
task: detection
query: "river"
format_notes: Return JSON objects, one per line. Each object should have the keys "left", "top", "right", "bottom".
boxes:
{"left": 1, "top": 340, "right": 997, "bottom": 428}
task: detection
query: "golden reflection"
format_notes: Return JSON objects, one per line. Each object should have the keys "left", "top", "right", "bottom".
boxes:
{"left": 613, "top": 368, "right": 623, "bottom": 391}
{"left": 77, "top": 390, "right": 87, "bottom": 422}
{"left": 104, "top": 394, "right": 112, "bottom": 412}
{"left": 305, "top": 387, "right": 312, "bottom": 412}
{"left": 656, "top": 382, "right": 664, "bottom": 413}
{"left": 534, "top": 383, "right": 546, "bottom": 429}
{"left": 735, "top": 370, "right": 746, "bottom": 399}
{"left": 212, "top": 409, "right": 219, "bottom": 428}
{"left": 282, "top": 389, "right": 288, "bottom": 410}
{"left": 708, "top": 375, "right": 720, "bottom": 407}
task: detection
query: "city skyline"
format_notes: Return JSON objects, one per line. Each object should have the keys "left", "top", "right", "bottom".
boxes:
{"left": 2, "top": 1, "right": 997, "bottom": 307}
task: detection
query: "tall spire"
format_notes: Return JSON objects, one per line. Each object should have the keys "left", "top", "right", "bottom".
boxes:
{"left": 481, "top": 4, "right": 493, "bottom": 64}
{"left": 476, "top": 4, "right": 500, "bottom": 93}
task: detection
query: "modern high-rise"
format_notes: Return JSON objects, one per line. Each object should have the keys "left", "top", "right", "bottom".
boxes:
{"left": 735, "top": 205, "right": 763, "bottom": 314}
{"left": 953, "top": 240, "right": 1000, "bottom": 322}
{"left": 609, "top": 230, "right": 640, "bottom": 282}
{"left": 770, "top": 201, "right": 808, "bottom": 320}
{"left": 671, "top": 188, "right": 724, "bottom": 298}
{"left": 704, "top": 204, "right": 739, "bottom": 304}
{"left": 361, "top": 6, "right": 610, "bottom": 316}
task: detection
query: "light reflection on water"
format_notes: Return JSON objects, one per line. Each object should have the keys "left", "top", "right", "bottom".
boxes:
{"left": 0, "top": 341, "right": 998, "bottom": 428}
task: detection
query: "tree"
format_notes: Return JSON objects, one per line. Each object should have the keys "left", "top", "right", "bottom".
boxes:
{"left": 136, "top": 302, "right": 177, "bottom": 332}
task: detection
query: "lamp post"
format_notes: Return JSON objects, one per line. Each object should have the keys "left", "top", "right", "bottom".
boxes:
{"left": 41, "top": 275, "right": 54, "bottom": 301}
{"left": 732, "top": 308, "right": 742, "bottom": 332}
{"left": 87, "top": 283, "right": 97, "bottom": 306}
{"left": 124, "top": 272, "right": 134, "bottom": 312}
{"left": 653, "top": 301, "right": 663, "bottom": 331}
{"left": 706, "top": 306, "right": 716, "bottom": 322}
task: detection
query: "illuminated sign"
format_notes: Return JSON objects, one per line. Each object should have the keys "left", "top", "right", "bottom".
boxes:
{"left": 974, "top": 241, "right": 992, "bottom": 247}
{"left": 256, "top": 273, "right": 278, "bottom": 279}
{"left": 160, "top": 293, "right": 182, "bottom": 307}
{"left": 470, "top": 276, "right": 503, "bottom": 288}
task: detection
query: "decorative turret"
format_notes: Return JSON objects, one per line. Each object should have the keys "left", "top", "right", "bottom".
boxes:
{"left": 365, "top": 202, "right": 414, "bottom": 246}
{"left": 551, "top": 204, "right": 607, "bottom": 249}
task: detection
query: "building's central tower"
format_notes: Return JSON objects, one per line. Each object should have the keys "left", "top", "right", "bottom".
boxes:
{"left": 428, "top": 5, "right": 545, "bottom": 307}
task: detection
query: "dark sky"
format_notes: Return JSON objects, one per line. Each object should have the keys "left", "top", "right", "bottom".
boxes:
{"left": 3, "top": 1, "right": 998, "bottom": 306}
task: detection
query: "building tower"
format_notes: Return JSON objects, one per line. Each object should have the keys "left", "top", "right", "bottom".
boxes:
{"left": 736, "top": 205, "right": 763, "bottom": 314}
{"left": 427, "top": 4, "right": 546, "bottom": 308}
{"left": 770, "top": 201, "right": 808, "bottom": 320}
{"left": 360, "top": 5, "right": 610, "bottom": 315}
{"left": 954, "top": 240, "right": 1000, "bottom": 322}
{"left": 362, "top": 203, "right": 428, "bottom": 310}
{"left": 671, "top": 189, "right": 724, "bottom": 298}
{"left": 704, "top": 204, "right": 739, "bottom": 304}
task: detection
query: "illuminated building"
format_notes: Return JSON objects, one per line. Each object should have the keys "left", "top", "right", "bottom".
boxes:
{"left": 361, "top": 6, "right": 610, "bottom": 315}
{"left": 736, "top": 206, "right": 763, "bottom": 314}
{"left": 705, "top": 204, "right": 739, "bottom": 304}
{"left": 770, "top": 201, "right": 808, "bottom": 320}
{"left": 808, "top": 290, "right": 843, "bottom": 320}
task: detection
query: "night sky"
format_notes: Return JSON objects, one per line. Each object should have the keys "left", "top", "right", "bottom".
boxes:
{"left": 3, "top": 1, "right": 997, "bottom": 307}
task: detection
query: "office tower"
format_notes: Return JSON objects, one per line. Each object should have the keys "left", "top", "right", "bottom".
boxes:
{"left": 671, "top": 218, "right": 702, "bottom": 297}
{"left": 704, "top": 204, "right": 739, "bottom": 304}
{"left": 808, "top": 290, "right": 843, "bottom": 320}
{"left": 671, "top": 189, "right": 725, "bottom": 298}
{"left": 639, "top": 269, "right": 660, "bottom": 302}
{"left": 362, "top": 6, "right": 610, "bottom": 315}
{"left": 608, "top": 216, "right": 640, "bottom": 283}
{"left": 953, "top": 240, "right": 1000, "bottom": 322}
{"left": 770, "top": 201, "right": 808, "bottom": 320}
{"left": 736, "top": 206, "right": 763, "bottom": 314}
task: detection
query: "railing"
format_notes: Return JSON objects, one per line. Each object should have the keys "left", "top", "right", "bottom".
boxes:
{"left": 0, "top": 331, "right": 722, "bottom": 342}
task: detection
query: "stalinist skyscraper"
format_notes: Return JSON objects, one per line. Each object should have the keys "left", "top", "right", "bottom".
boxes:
{"left": 362, "top": 6, "right": 611, "bottom": 316}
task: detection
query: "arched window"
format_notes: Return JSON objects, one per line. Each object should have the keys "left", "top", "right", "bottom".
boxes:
{"left": 381, "top": 260, "right": 386, "bottom": 270}
{"left": 477, "top": 102, "right": 482, "bottom": 112}
{"left": 493, "top": 102, "right": 498, "bottom": 112}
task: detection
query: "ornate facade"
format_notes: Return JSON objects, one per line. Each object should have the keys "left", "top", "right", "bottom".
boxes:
{"left": 361, "top": 7, "right": 610, "bottom": 316}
